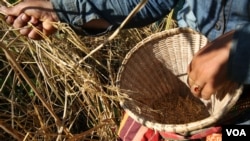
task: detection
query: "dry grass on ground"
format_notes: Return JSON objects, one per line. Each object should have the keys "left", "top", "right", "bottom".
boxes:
{"left": 0, "top": 1, "right": 176, "bottom": 140}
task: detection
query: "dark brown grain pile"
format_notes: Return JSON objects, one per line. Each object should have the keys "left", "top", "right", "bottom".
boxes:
{"left": 151, "top": 94, "right": 210, "bottom": 124}
{"left": 130, "top": 90, "right": 210, "bottom": 125}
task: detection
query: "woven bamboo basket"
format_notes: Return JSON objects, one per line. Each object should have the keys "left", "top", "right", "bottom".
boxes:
{"left": 116, "top": 27, "right": 243, "bottom": 134}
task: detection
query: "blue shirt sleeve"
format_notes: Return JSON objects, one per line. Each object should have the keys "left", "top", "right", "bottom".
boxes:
{"left": 228, "top": 24, "right": 250, "bottom": 84}
{"left": 50, "top": 0, "right": 176, "bottom": 35}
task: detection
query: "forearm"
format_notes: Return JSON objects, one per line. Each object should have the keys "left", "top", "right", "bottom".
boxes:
{"left": 228, "top": 24, "right": 250, "bottom": 84}
{"left": 51, "top": 0, "right": 176, "bottom": 35}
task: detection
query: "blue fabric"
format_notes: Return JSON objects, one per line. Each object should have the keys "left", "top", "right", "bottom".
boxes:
{"left": 229, "top": 24, "right": 250, "bottom": 83}
{"left": 50, "top": 0, "right": 176, "bottom": 35}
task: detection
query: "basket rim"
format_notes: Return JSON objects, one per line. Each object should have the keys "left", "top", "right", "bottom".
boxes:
{"left": 116, "top": 27, "right": 243, "bottom": 133}
{"left": 116, "top": 27, "right": 203, "bottom": 86}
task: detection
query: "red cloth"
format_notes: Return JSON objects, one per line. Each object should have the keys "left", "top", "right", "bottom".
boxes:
{"left": 118, "top": 112, "right": 221, "bottom": 141}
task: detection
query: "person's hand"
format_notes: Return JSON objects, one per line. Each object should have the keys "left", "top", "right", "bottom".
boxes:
{"left": 0, "top": 0, "right": 59, "bottom": 40}
{"left": 187, "top": 31, "right": 235, "bottom": 100}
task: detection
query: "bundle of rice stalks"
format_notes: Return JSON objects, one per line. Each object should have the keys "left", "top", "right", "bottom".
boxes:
{"left": 0, "top": 1, "right": 175, "bottom": 141}
{"left": 0, "top": 0, "right": 177, "bottom": 140}
{"left": 0, "top": 17, "right": 115, "bottom": 141}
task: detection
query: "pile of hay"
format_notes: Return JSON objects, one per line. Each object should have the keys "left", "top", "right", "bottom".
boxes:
{"left": 0, "top": 1, "right": 176, "bottom": 140}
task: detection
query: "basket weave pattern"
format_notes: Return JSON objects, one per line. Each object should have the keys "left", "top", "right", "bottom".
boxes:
{"left": 116, "top": 28, "right": 242, "bottom": 134}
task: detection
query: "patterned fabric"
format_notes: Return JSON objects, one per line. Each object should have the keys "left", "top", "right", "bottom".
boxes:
{"left": 206, "top": 133, "right": 222, "bottom": 141}
{"left": 118, "top": 113, "right": 161, "bottom": 141}
{"left": 118, "top": 112, "right": 221, "bottom": 141}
